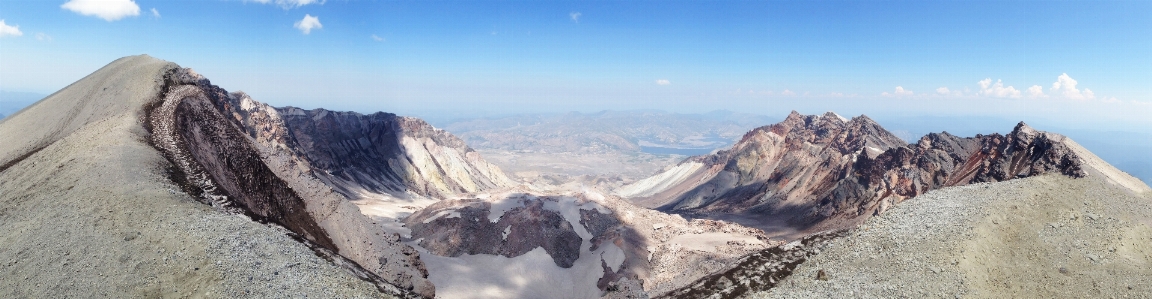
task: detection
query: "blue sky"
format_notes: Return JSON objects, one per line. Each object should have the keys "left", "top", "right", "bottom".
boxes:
{"left": 1, "top": 0, "right": 1150, "bottom": 130}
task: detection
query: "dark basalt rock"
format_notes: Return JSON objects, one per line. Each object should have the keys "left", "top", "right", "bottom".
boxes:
{"left": 405, "top": 197, "right": 584, "bottom": 268}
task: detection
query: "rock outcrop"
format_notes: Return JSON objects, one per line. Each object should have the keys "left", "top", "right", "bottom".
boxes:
{"left": 148, "top": 68, "right": 436, "bottom": 297}
{"left": 219, "top": 92, "right": 514, "bottom": 201}
{"left": 0, "top": 55, "right": 391, "bottom": 298}
{"left": 619, "top": 111, "right": 1090, "bottom": 234}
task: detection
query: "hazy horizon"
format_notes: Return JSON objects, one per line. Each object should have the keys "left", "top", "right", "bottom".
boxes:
{"left": 2, "top": 1, "right": 1152, "bottom": 131}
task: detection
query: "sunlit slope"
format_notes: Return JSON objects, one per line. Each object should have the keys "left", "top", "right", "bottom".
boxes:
{"left": 0, "top": 55, "right": 386, "bottom": 297}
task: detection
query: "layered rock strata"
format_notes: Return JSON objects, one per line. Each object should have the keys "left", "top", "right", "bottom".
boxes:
{"left": 272, "top": 106, "right": 515, "bottom": 199}
{"left": 147, "top": 68, "right": 436, "bottom": 297}
{"left": 620, "top": 111, "right": 1090, "bottom": 233}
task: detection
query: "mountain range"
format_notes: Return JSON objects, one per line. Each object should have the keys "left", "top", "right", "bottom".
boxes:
{"left": 1, "top": 55, "right": 1149, "bottom": 298}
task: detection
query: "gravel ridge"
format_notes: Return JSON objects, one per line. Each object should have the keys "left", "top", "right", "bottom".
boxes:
{"left": 0, "top": 55, "right": 390, "bottom": 298}
{"left": 756, "top": 174, "right": 1152, "bottom": 298}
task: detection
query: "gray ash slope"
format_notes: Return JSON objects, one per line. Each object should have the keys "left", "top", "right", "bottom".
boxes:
{"left": 0, "top": 55, "right": 389, "bottom": 298}
{"left": 758, "top": 174, "right": 1152, "bottom": 299}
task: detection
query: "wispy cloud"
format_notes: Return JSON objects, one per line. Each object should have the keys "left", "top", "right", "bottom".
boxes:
{"left": 36, "top": 32, "right": 52, "bottom": 41}
{"left": 935, "top": 87, "right": 950, "bottom": 95}
{"left": 781, "top": 89, "right": 796, "bottom": 96}
{"left": 1052, "top": 73, "right": 1094, "bottom": 100}
{"left": 655, "top": 79, "right": 670, "bottom": 85}
{"left": 294, "top": 14, "right": 321, "bottom": 34}
{"left": 371, "top": 34, "right": 384, "bottom": 42}
{"left": 61, "top": 0, "right": 140, "bottom": 21}
{"left": 977, "top": 78, "right": 1021, "bottom": 98}
{"left": 151, "top": 8, "right": 160, "bottom": 18}
{"left": 570, "top": 12, "right": 582, "bottom": 23}
{"left": 248, "top": 0, "right": 324, "bottom": 9}
{"left": 882, "top": 86, "right": 913, "bottom": 97}
{"left": 0, "top": 20, "right": 22, "bottom": 37}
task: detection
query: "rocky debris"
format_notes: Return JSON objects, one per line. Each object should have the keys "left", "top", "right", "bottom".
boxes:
{"left": 621, "top": 110, "right": 1089, "bottom": 235}
{"left": 581, "top": 191, "right": 783, "bottom": 296}
{"left": 655, "top": 230, "right": 848, "bottom": 299}
{"left": 147, "top": 67, "right": 433, "bottom": 297}
{"left": 757, "top": 174, "right": 1152, "bottom": 298}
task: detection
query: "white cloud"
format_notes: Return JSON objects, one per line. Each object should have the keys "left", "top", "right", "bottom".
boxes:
{"left": 151, "top": 8, "right": 160, "bottom": 18}
{"left": 0, "top": 20, "right": 22, "bottom": 37}
{"left": 882, "top": 86, "right": 913, "bottom": 97}
{"left": 655, "top": 79, "right": 670, "bottom": 85}
{"left": 935, "top": 87, "right": 950, "bottom": 95}
{"left": 248, "top": 0, "right": 324, "bottom": 9}
{"left": 35, "top": 32, "right": 51, "bottom": 41}
{"left": 371, "top": 34, "right": 384, "bottom": 42}
{"left": 1026, "top": 85, "right": 1047, "bottom": 98}
{"left": 977, "top": 78, "right": 1021, "bottom": 98}
{"left": 570, "top": 12, "right": 582, "bottom": 23}
{"left": 294, "top": 14, "right": 322, "bottom": 34}
{"left": 1051, "top": 73, "right": 1094, "bottom": 100}
{"left": 781, "top": 89, "right": 796, "bottom": 96}
{"left": 61, "top": 0, "right": 140, "bottom": 21}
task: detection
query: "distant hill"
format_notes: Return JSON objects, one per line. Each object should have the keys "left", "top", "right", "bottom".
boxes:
{"left": 438, "top": 110, "right": 777, "bottom": 155}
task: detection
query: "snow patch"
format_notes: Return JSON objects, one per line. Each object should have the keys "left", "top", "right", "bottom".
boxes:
{"left": 488, "top": 195, "right": 526, "bottom": 222}
{"left": 600, "top": 242, "right": 626, "bottom": 272}
{"left": 615, "top": 162, "right": 705, "bottom": 198}
{"left": 422, "top": 209, "right": 462, "bottom": 224}
{"left": 542, "top": 197, "right": 606, "bottom": 239}
{"left": 417, "top": 229, "right": 613, "bottom": 298}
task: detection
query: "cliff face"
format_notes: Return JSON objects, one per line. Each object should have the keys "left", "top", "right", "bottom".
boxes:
{"left": 271, "top": 107, "right": 514, "bottom": 199}
{"left": 619, "top": 111, "right": 1089, "bottom": 233}
{"left": 148, "top": 68, "right": 439, "bottom": 297}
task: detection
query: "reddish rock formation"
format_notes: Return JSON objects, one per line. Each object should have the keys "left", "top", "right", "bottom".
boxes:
{"left": 620, "top": 111, "right": 1086, "bottom": 233}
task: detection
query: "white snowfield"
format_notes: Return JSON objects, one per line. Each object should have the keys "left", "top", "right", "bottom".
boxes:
{"left": 614, "top": 162, "right": 705, "bottom": 198}
{"left": 413, "top": 192, "right": 626, "bottom": 299}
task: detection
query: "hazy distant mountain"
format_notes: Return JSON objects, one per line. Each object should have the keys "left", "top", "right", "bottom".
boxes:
{"left": 439, "top": 110, "right": 777, "bottom": 155}
{"left": 1, "top": 55, "right": 784, "bottom": 298}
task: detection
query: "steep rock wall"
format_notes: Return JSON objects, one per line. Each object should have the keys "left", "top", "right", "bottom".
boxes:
{"left": 147, "top": 68, "right": 434, "bottom": 297}
{"left": 620, "top": 111, "right": 1089, "bottom": 233}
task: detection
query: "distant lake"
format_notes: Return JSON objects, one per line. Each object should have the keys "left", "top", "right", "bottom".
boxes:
{"left": 640, "top": 146, "right": 716, "bottom": 156}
